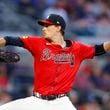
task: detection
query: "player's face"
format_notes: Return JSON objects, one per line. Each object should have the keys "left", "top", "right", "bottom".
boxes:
{"left": 42, "top": 24, "right": 60, "bottom": 40}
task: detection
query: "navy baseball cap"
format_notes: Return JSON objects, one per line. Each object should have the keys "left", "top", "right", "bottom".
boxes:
{"left": 38, "top": 14, "right": 66, "bottom": 30}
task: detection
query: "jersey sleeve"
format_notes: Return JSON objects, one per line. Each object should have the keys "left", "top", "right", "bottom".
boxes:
{"left": 78, "top": 42, "right": 95, "bottom": 61}
{"left": 20, "top": 36, "right": 41, "bottom": 55}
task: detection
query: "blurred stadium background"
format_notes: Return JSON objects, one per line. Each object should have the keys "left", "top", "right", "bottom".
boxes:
{"left": 0, "top": 0, "right": 110, "bottom": 110}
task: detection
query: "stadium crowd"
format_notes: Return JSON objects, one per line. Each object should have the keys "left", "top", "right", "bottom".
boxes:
{"left": 0, "top": 0, "right": 110, "bottom": 110}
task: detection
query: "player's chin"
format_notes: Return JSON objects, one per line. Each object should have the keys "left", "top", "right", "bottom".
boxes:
{"left": 42, "top": 33, "right": 51, "bottom": 39}
{"left": 43, "top": 34, "right": 49, "bottom": 39}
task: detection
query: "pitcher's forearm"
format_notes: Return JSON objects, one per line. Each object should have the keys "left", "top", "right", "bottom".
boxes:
{"left": 0, "top": 38, "right": 6, "bottom": 47}
{"left": 104, "top": 41, "right": 110, "bottom": 52}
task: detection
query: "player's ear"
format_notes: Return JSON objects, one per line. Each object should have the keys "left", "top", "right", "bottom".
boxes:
{"left": 56, "top": 25, "right": 62, "bottom": 32}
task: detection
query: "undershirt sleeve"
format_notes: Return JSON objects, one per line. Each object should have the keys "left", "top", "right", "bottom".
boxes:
{"left": 95, "top": 44, "right": 106, "bottom": 56}
{"left": 4, "top": 36, "right": 24, "bottom": 47}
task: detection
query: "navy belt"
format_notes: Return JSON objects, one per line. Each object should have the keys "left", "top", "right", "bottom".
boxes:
{"left": 33, "top": 92, "right": 67, "bottom": 100}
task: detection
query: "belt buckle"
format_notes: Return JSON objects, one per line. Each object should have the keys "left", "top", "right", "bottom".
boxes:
{"left": 58, "top": 94, "right": 66, "bottom": 98}
{"left": 33, "top": 92, "right": 41, "bottom": 98}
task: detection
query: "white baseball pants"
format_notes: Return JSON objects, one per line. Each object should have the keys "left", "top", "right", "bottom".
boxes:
{"left": 0, "top": 96, "right": 77, "bottom": 110}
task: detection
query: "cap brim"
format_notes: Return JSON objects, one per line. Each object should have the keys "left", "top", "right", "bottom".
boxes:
{"left": 38, "top": 20, "right": 54, "bottom": 26}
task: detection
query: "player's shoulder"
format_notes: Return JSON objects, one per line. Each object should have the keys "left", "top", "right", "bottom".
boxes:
{"left": 70, "top": 40, "right": 89, "bottom": 50}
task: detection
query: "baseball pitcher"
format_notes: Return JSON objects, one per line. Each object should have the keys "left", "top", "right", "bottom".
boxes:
{"left": 0, "top": 14, "right": 110, "bottom": 110}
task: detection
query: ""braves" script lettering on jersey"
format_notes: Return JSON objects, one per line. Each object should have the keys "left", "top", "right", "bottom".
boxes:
{"left": 40, "top": 48, "right": 74, "bottom": 66}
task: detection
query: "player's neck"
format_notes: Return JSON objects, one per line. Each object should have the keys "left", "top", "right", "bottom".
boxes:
{"left": 52, "top": 33, "right": 66, "bottom": 48}
{"left": 46, "top": 33, "right": 66, "bottom": 48}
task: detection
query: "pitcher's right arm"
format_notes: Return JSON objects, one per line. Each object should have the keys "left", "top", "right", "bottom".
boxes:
{"left": 0, "top": 36, "right": 24, "bottom": 47}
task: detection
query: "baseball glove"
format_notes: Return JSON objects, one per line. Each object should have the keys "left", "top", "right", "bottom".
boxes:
{"left": 0, "top": 49, "right": 20, "bottom": 63}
